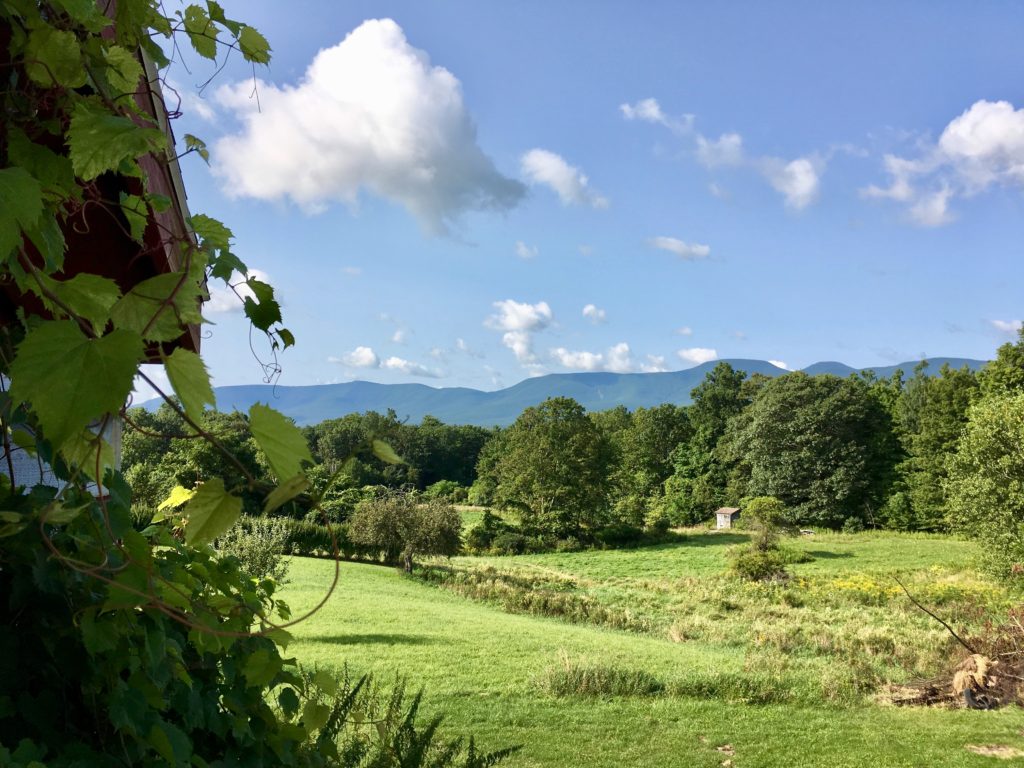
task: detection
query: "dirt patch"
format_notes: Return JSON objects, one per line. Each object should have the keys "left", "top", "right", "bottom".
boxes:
{"left": 965, "top": 744, "right": 1024, "bottom": 759}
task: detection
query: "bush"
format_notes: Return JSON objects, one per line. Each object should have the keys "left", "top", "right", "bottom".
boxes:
{"left": 423, "top": 480, "right": 469, "bottom": 503}
{"left": 594, "top": 523, "right": 644, "bottom": 548}
{"left": 464, "top": 509, "right": 507, "bottom": 552}
{"left": 841, "top": 516, "right": 866, "bottom": 534}
{"left": 731, "top": 547, "right": 790, "bottom": 582}
{"left": 218, "top": 517, "right": 292, "bottom": 583}
{"left": 490, "top": 532, "right": 530, "bottom": 555}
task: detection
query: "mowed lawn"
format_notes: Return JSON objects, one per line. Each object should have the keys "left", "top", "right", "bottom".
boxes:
{"left": 283, "top": 533, "right": 1024, "bottom": 768}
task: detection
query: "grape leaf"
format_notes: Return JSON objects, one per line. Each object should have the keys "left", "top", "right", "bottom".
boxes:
{"left": 242, "top": 279, "right": 281, "bottom": 331}
{"left": 249, "top": 403, "right": 311, "bottom": 482}
{"left": 35, "top": 272, "right": 122, "bottom": 335}
{"left": 372, "top": 439, "right": 405, "bottom": 465}
{"left": 183, "top": 133, "right": 210, "bottom": 164}
{"left": 9, "top": 322, "right": 143, "bottom": 449}
{"left": 164, "top": 347, "right": 215, "bottom": 425}
{"left": 183, "top": 478, "right": 241, "bottom": 546}
{"left": 68, "top": 100, "right": 165, "bottom": 181}
{"left": 103, "top": 44, "right": 144, "bottom": 96}
{"left": 157, "top": 485, "right": 196, "bottom": 512}
{"left": 119, "top": 192, "right": 149, "bottom": 243}
{"left": 238, "top": 26, "right": 271, "bottom": 64}
{"left": 25, "top": 27, "right": 87, "bottom": 88}
{"left": 263, "top": 473, "right": 308, "bottom": 514}
{"left": 111, "top": 272, "right": 204, "bottom": 342}
{"left": 0, "top": 167, "right": 44, "bottom": 262}
{"left": 183, "top": 5, "right": 217, "bottom": 60}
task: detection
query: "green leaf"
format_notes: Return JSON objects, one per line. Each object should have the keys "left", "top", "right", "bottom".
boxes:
{"left": 242, "top": 278, "right": 281, "bottom": 331}
{"left": 249, "top": 404, "right": 312, "bottom": 481}
{"left": 263, "top": 473, "right": 308, "bottom": 514}
{"left": 52, "top": 0, "right": 110, "bottom": 31}
{"left": 39, "top": 499, "right": 90, "bottom": 525}
{"left": 278, "top": 328, "right": 295, "bottom": 349}
{"left": 372, "top": 439, "right": 405, "bottom": 465}
{"left": 184, "top": 4, "right": 217, "bottom": 60}
{"left": 188, "top": 213, "right": 232, "bottom": 253}
{"left": 242, "top": 648, "right": 281, "bottom": 687}
{"left": 103, "top": 44, "right": 145, "bottom": 96}
{"left": 111, "top": 272, "right": 204, "bottom": 342}
{"left": 183, "top": 478, "right": 242, "bottom": 546}
{"left": 312, "top": 670, "right": 338, "bottom": 696}
{"left": 9, "top": 322, "right": 143, "bottom": 449}
{"left": 164, "top": 348, "right": 215, "bottom": 424}
{"left": 116, "top": 191, "right": 149, "bottom": 243}
{"left": 302, "top": 701, "right": 331, "bottom": 733}
{"left": 183, "top": 134, "right": 210, "bottom": 164}
{"left": 148, "top": 721, "right": 192, "bottom": 765}
{"left": 157, "top": 485, "right": 196, "bottom": 512}
{"left": 238, "top": 26, "right": 271, "bottom": 64}
{"left": 25, "top": 27, "right": 87, "bottom": 88}
{"left": 68, "top": 100, "right": 165, "bottom": 181}
{"left": 24, "top": 213, "right": 66, "bottom": 271}
{"left": 0, "top": 167, "right": 44, "bottom": 261}
{"left": 60, "top": 429, "right": 116, "bottom": 481}
{"left": 8, "top": 129, "right": 76, "bottom": 195}
{"left": 35, "top": 272, "right": 122, "bottom": 335}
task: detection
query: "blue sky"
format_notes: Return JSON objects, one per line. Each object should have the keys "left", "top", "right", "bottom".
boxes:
{"left": 155, "top": 1, "right": 1024, "bottom": 394}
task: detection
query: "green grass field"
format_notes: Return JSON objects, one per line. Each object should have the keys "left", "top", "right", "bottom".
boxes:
{"left": 282, "top": 532, "right": 1024, "bottom": 767}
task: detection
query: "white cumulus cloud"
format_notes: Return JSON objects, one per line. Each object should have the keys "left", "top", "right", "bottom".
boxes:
{"left": 768, "top": 360, "right": 790, "bottom": 370}
{"left": 648, "top": 236, "right": 711, "bottom": 260}
{"left": 520, "top": 149, "right": 608, "bottom": 208}
{"left": 330, "top": 346, "right": 439, "bottom": 378}
{"left": 550, "top": 342, "right": 660, "bottom": 374}
{"left": 582, "top": 303, "right": 607, "bottom": 324}
{"left": 676, "top": 326, "right": 694, "bottom": 336}
{"left": 380, "top": 356, "right": 440, "bottom": 378}
{"left": 213, "top": 19, "right": 524, "bottom": 234}
{"left": 677, "top": 347, "right": 719, "bottom": 365}
{"left": 486, "top": 299, "right": 553, "bottom": 363}
{"left": 332, "top": 346, "right": 380, "bottom": 368}
{"left": 760, "top": 156, "right": 821, "bottom": 210}
{"left": 863, "top": 100, "right": 1024, "bottom": 226}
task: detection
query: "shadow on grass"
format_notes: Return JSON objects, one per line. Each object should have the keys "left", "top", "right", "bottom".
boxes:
{"left": 302, "top": 633, "right": 434, "bottom": 646}
{"left": 802, "top": 550, "right": 855, "bottom": 560}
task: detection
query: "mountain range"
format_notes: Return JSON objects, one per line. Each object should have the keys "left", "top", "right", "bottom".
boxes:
{"left": 142, "top": 357, "right": 988, "bottom": 427}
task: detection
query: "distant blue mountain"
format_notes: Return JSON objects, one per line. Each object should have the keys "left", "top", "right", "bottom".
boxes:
{"left": 143, "top": 357, "right": 987, "bottom": 427}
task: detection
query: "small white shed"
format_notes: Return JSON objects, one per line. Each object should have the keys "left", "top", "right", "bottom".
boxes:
{"left": 715, "top": 507, "right": 741, "bottom": 529}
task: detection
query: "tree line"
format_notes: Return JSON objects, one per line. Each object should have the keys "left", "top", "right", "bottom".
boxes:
{"left": 124, "top": 329, "right": 1024, "bottom": 572}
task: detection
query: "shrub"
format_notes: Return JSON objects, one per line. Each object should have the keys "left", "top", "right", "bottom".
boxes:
{"left": 490, "top": 532, "right": 529, "bottom": 555}
{"left": 841, "top": 516, "right": 866, "bottom": 534}
{"left": 595, "top": 523, "right": 644, "bottom": 548}
{"left": 218, "top": 517, "right": 292, "bottom": 583}
{"left": 464, "top": 509, "right": 507, "bottom": 552}
{"left": 731, "top": 547, "right": 790, "bottom": 582}
{"left": 423, "top": 480, "right": 469, "bottom": 503}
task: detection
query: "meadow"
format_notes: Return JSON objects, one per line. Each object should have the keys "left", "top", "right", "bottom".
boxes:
{"left": 282, "top": 530, "right": 1024, "bottom": 767}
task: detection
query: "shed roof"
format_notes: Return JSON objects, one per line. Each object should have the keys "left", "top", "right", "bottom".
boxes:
{"left": 715, "top": 507, "right": 741, "bottom": 515}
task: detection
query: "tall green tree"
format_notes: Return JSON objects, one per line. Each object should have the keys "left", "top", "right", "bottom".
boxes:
{"left": 492, "top": 397, "right": 611, "bottom": 537}
{"left": 608, "top": 404, "right": 691, "bottom": 526}
{"left": 723, "top": 373, "right": 894, "bottom": 527}
{"left": 664, "top": 362, "right": 748, "bottom": 524}
{"left": 892, "top": 363, "right": 979, "bottom": 529}
{"left": 979, "top": 327, "right": 1024, "bottom": 397}
{"left": 946, "top": 392, "right": 1024, "bottom": 579}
